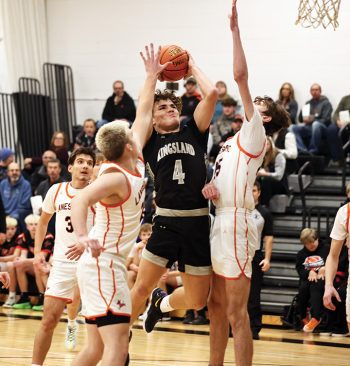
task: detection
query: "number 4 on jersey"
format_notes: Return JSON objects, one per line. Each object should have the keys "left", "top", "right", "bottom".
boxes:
{"left": 172, "top": 159, "right": 185, "bottom": 184}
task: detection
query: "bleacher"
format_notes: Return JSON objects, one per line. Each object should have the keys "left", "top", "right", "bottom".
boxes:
{"left": 261, "top": 157, "right": 348, "bottom": 315}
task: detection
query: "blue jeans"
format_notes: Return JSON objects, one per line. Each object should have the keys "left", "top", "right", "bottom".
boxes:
{"left": 291, "top": 121, "right": 343, "bottom": 160}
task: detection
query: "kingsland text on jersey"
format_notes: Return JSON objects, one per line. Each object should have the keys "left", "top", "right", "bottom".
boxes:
{"left": 157, "top": 142, "right": 195, "bottom": 162}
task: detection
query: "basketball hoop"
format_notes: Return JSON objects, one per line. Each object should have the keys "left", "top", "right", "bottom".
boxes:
{"left": 295, "top": 0, "right": 342, "bottom": 29}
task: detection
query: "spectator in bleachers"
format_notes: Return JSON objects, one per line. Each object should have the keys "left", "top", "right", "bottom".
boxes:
{"left": 35, "top": 159, "right": 64, "bottom": 200}
{"left": 273, "top": 127, "right": 298, "bottom": 174}
{"left": 276, "top": 82, "right": 298, "bottom": 124}
{"left": 249, "top": 181, "right": 274, "bottom": 340}
{"left": 257, "top": 136, "right": 288, "bottom": 206}
{"left": 180, "top": 77, "right": 202, "bottom": 125}
{"left": 0, "top": 162, "right": 32, "bottom": 230}
{"left": 30, "top": 150, "right": 70, "bottom": 193}
{"left": 292, "top": 83, "right": 333, "bottom": 156}
{"left": 127, "top": 223, "right": 152, "bottom": 289}
{"left": 12, "top": 214, "right": 54, "bottom": 310}
{"left": 328, "top": 94, "right": 350, "bottom": 165}
{"left": 74, "top": 118, "right": 97, "bottom": 151}
{"left": 0, "top": 148, "right": 14, "bottom": 181}
{"left": 211, "top": 80, "right": 232, "bottom": 124}
{"left": 1, "top": 217, "right": 20, "bottom": 307}
{"left": 50, "top": 131, "right": 69, "bottom": 166}
{"left": 296, "top": 228, "right": 329, "bottom": 333}
{"left": 98, "top": 80, "right": 136, "bottom": 128}
{"left": 210, "top": 97, "right": 239, "bottom": 158}
{"left": 0, "top": 195, "right": 6, "bottom": 244}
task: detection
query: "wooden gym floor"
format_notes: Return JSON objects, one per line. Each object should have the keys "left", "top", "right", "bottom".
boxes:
{"left": 0, "top": 308, "right": 349, "bottom": 365}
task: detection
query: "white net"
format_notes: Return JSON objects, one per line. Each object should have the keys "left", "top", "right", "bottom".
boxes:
{"left": 295, "top": 0, "right": 342, "bottom": 29}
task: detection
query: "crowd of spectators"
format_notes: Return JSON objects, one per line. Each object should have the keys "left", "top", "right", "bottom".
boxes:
{"left": 1, "top": 77, "right": 350, "bottom": 335}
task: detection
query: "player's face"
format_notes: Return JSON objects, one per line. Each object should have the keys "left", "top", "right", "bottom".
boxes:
{"left": 6, "top": 226, "right": 17, "bottom": 241}
{"left": 153, "top": 99, "right": 180, "bottom": 133}
{"left": 255, "top": 103, "right": 272, "bottom": 124}
{"left": 305, "top": 239, "right": 318, "bottom": 252}
{"left": 69, "top": 154, "right": 94, "bottom": 182}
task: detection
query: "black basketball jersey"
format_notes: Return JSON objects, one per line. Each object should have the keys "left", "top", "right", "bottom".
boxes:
{"left": 143, "top": 119, "right": 208, "bottom": 210}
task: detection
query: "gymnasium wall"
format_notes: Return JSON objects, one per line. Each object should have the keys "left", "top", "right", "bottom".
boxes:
{"left": 45, "top": 0, "right": 350, "bottom": 123}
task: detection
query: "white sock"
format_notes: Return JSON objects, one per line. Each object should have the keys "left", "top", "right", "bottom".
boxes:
{"left": 32, "top": 364, "right": 42, "bottom": 366}
{"left": 160, "top": 295, "right": 174, "bottom": 313}
{"left": 68, "top": 318, "right": 77, "bottom": 327}
{"left": 9, "top": 291, "right": 16, "bottom": 299}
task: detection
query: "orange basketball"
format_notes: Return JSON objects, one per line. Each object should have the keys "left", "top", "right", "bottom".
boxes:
{"left": 159, "top": 45, "right": 189, "bottom": 82}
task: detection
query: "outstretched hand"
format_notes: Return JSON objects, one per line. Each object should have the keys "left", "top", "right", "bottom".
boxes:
{"left": 229, "top": 0, "right": 238, "bottom": 31}
{"left": 140, "top": 43, "right": 170, "bottom": 79}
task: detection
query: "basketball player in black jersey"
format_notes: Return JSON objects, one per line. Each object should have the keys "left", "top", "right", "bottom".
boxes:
{"left": 130, "top": 45, "right": 218, "bottom": 333}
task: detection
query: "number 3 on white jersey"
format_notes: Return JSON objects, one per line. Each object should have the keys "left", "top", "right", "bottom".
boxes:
{"left": 173, "top": 159, "right": 185, "bottom": 184}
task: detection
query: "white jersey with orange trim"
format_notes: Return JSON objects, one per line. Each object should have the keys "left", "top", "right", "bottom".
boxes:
{"left": 77, "top": 158, "right": 145, "bottom": 318}
{"left": 90, "top": 158, "right": 146, "bottom": 262}
{"left": 42, "top": 182, "right": 95, "bottom": 263}
{"left": 212, "top": 105, "right": 266, "bottom": 210}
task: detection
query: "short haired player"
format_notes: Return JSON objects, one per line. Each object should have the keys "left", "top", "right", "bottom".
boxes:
{"left": 70, "top": 45, "right": 166, "bottom": 366}
{"left": 31, "top": 147, "right": 96, "bottom": 366}
{"left": 202, "top": 2, "right": 290, "bottom": 365}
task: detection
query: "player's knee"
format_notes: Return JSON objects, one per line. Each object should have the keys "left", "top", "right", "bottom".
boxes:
{"left": 227, "top": 307, "right": 248, "bottom": 330}
{"left": 41, "top": 312, "right": 60, "bottom": 331}
{"left": 132, "top": 282, "right": 152, "bottom": 300}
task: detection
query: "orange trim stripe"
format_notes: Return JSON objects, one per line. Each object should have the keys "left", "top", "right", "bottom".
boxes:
{"left": 237, "top": 134, "right": 266, "bottom": 159}
{"left": 45, "top": 294, "right": 73, "bottom": 304}
{"left": 347, "top": 203, "right": 350, "bottom": 233}
{"left": 102, "top": 207, "right": 110, "bottom": 248}
{"left": 99, "top": 170, "right": 131, "bottom": 208}
{"left": 214, "top": 271, "right": 251, "bottom": 281}
{"left": 115, "top": 206, "right": 125, "bottom": 254}
{"left": 53, "top": 183, "right": 63, "bottom": 207}
{"left": 65, "top": 182, "right": 75, "bottom": 199}
{"left": 96, "top": 257, "right": 110, "bottom": 308}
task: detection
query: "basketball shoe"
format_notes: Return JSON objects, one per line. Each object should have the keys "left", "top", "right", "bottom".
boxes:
{"left": 144, "top": 288, "right": 167, "bottom": 333}
{"left": 303, "top": 317, "right": 320, "bottom": 333}
{"left": 65, "top": 321, "right": 78, "bottom": 351}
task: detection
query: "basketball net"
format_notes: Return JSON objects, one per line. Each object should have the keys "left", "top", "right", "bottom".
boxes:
{"left": 295, "top": 0, "right": 341, "bottom": 29}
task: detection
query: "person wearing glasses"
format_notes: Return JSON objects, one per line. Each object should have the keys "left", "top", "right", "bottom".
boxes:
{"left": 202, "top": 2, "right": 290, "bottom": 365}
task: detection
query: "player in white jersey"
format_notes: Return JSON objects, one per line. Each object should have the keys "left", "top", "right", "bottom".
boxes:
{"left": 70, "top": 44, "right": 168, "bottom": 366}
{"left": 323, "top": 202, "right": 350, "bottom": 333}
{"left": 202, "top": 2, "right": 290, "bottom": 365}
{"left": 31, "top": 147, "right": 95, "bottom": 366}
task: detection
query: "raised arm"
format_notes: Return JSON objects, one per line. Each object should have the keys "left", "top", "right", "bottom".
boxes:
{"left": 230, "top": 0, "right": 254, "bottom": 121}
{"left": 132, "top": 44, "right": 169, "bottom": 149}
{"left": 191, "top": 58, "right": 218, "bottom": 133}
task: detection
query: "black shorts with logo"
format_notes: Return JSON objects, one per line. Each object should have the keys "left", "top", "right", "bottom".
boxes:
{"left": 143, "top": 215, "right": 212, "bottom": 275}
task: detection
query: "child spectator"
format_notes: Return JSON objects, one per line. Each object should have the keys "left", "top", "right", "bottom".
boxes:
{"left": 296, "top": 228, "right": 329, "bottom": 332}
{"left": 1, "top": 217, "right": 20, "bottom": 307}
{"left": 127, "top": 223, "right": 152, "bottom": 289}
{"left": 10, "top": 214, "right": 54, "bottom": 310}
{"left": 74, "top": 119, "right": 97, "bottom": 151}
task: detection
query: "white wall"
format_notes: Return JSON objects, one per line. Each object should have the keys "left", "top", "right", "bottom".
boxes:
{"left": 46, "top": 0, "right": 350, "bottom": 124}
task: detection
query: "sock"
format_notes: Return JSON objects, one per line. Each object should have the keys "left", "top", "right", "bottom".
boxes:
{"left": 160, "top": 295, "right": 174, "bottom": 313}
{"left": 31, "top": 364, "right": 41, "bottom": 366}
{"left": 8, "top": 291, "right": 16, "bottom": 299}
{"left": 20, "top": 292, "right": 29, "bottom": 301}
{"left": 68, "top": 318, "right": 77, "bottom": 328}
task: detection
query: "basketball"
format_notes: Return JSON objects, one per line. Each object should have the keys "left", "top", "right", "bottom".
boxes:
{"left": 159, "top": 45, "right": 189, "bottom": 82}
